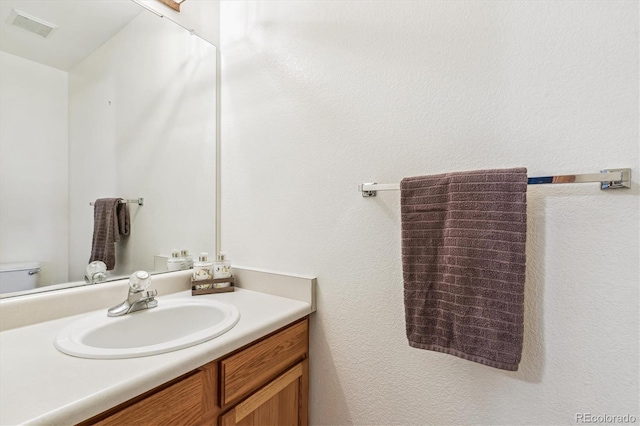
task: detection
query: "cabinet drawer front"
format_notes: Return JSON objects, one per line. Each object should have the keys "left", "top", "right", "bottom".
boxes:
{"left": 221, "top": 318, "right": 308, "bottom": 406}
{"left": 92, "top": 371, "right": 203, "bottom": 426}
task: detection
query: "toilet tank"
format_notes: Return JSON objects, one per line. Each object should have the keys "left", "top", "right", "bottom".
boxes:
{"left": 0, "top": 262, "right": 40, "bottom": 294}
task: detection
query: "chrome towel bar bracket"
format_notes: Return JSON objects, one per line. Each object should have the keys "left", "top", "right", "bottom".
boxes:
{"left": 598, "top": 169, "right": 631, "bottom": 190}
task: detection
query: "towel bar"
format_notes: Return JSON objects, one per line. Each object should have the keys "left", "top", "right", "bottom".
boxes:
{"left": 358, "top": 168, "right": 631, "bottom": 197}
{"left": 89, "top": 198, "right": 144, "bottom": 206}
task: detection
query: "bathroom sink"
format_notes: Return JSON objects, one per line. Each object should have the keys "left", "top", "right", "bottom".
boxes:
{"left": 55, "top": 298, "right": 240, "bottom": 359}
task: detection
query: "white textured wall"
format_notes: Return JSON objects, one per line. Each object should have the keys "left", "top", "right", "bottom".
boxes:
{"left": 69, "top": 11, "right": 216, "bottom": 281}
{"left": 0, "top": 52, "right": 69, "bottom": 287}
{"left": 220, "top": 1, "right": 639, "bottom": 424}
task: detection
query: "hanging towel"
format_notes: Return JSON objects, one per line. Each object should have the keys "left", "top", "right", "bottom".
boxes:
{"left": 401, "top": 168, "right": 527, "bottom": 371}
{"left": 90, "top": 198, "right": 130, "bottom": 270}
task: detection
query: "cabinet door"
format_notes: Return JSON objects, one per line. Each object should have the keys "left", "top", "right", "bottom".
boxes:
{"left": 91, "top": 371, "right": 204, "bottom": 426}
{"left": 219, "top": 360, "right": 308, "bottom": 426}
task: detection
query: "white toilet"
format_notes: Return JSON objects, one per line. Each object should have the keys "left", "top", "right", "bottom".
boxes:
{"left": 0, "top": 262, "right": 40, "bottom": 294}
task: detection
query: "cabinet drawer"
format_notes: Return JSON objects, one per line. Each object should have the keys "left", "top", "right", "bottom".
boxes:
{"left": 91, "top": 371, "right": 204, "bottom": 426}
{"left": 220, "top": 318, "right": 308, "bottom": 406}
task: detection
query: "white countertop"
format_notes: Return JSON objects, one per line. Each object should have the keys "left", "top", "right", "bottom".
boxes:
{"left": 0, "top": 288, "right": 312, "bottom": 425}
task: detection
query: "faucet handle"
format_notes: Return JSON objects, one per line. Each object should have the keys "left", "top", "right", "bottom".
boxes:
{"left": 85, "top": 261, "right": 107, "bottom": 284}
{"left": 129, "top": 270, "right": 151, "bottom": 292}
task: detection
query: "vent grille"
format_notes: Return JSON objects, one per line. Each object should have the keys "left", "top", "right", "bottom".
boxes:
{"left": 7, "top": 9, "right": 57, "bottom": 38}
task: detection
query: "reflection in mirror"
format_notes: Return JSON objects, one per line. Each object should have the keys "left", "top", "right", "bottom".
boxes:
{"left": 158, "top": 0, "right": 187, "bottom": 12}
{"left": 0, "top": 0, "right": 216, "bottom": 298}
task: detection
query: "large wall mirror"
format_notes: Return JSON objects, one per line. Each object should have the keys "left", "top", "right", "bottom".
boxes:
{"left": 0, "top": 0, "right": 217, "bottom": 298}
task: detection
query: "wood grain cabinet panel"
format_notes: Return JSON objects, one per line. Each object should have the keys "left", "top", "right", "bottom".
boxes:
{"left": 220, "top": 318, "right": 308, "bottom": 407}
{"left": 92, "top": 371, "right": 205, "bottom": 426}
{"left": 219, "top": 360, "right": 308, "bottom": 426}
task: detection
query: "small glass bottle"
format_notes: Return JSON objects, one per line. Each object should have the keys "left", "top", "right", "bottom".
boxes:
{"left": 167, "top": 249, "right": 184, "bottom": 271}
{"left": 213, "top": 252, "right": 231, "bottom": 287}
{"left": 193, "top": 252, "right": 213, "bottom": 281}
{"left": 181, "top": 249, "right": 193, "bottom": 269}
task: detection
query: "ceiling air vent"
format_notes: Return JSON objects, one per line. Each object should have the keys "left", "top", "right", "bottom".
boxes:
{"left": 7, "top": 9, "right": 57, "bottom": 38}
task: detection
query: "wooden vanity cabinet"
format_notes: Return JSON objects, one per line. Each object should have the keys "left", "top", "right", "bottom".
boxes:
{"left": 81, "top": 317, "right": 309, "bottom": 426}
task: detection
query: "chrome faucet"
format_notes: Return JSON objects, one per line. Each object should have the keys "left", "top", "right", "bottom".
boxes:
{"left": 107, "top": 271, "right": 158, "bottom": 317}
{"left": 85, "top": 261, "right": 107, "bottom": 284}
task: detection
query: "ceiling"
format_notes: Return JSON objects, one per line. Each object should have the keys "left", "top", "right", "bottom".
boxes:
{"left": 0, "top": 0, "right": 142, "bottom": 71}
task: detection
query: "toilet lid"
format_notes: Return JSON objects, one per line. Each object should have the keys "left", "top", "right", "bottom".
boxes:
{"left": 0, "top": 262, "right": 40, "bottom": 272}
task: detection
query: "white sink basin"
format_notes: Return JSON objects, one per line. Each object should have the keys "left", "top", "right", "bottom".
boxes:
{"left": 55, "top": 298, "right": 240, "bottom": 359}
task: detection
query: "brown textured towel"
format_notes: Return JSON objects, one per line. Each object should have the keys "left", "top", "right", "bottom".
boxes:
{"left": 401, "top": 168, "right": 527, "bottom": 371}
{"left": 90, "top": 198, "right": 130, "bottom": 270}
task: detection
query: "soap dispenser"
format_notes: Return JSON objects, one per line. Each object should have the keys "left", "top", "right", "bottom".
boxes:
{"left": 167, "top": 249, "right": 184, "bottom": 271}
{"left": 193, "top": 252, "right": 213, "bottom": 281}
{"left": 181, "top": 249, "right": 193, "bottom": 269}
{"left": 214, "top": 252, "right": 231, "bottom": 280}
